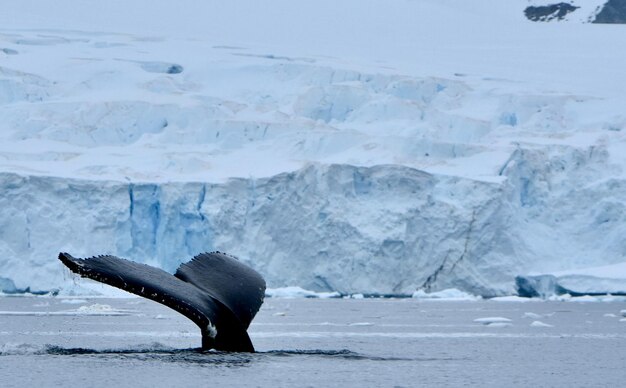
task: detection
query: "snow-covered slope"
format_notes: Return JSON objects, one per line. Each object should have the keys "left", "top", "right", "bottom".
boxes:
{"left": 524, "top": 1, "right": 626, "bottom": 23}
{"left": 1, "top": 0, "right": 626, "bottom": 296}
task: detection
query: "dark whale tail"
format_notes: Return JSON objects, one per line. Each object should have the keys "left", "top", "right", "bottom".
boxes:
{"left": 58, "top": 252, "right": 265, "bottom": 352}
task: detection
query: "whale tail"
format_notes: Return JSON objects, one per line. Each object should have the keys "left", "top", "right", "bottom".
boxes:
{"left": 59, "top": 251, "right": 265, "bottom": 352}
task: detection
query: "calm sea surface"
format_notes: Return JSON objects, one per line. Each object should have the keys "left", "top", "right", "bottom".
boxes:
{"left": 1, "top": 297, "right": 625, "bottom": 387}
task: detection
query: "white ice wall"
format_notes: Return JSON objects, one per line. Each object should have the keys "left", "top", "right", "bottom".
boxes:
{"left": 2, "top": 143, "right": 625, "bottom": 296}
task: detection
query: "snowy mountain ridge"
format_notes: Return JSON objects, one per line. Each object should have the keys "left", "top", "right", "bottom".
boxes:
{"left": 1, "top": 0, "right": 626, "bottom": 296}
{"left": 525, "top": 0, "right": 626, "bottom": 23}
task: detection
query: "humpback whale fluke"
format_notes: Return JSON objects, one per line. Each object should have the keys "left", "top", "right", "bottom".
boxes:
{"left": 58, "top": 251, "right": 265, "bottom": 352}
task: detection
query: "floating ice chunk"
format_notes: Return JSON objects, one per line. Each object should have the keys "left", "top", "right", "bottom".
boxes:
{"left": 586, "top": 295, "right": 626, "bottom": 303}
{"left": 412, "top": 288, "right": 481, "bottom": 301}
{"left": 77, "top": 303, "right": 114, "bottom": 313}
{"left": 530, "top": 321, "right": 553, "bottom": 328}
{"left": 0, "top": 311, "right": 42, "bottom": 316}
{"left": 548, "top": 294, "right": 571, "bottom": 301}
{"left": 604, "top": 313, "right": 617, "bottom": 318}
{"left": 620, "top": 318, "right": 626, "bottom": 322}
{"left": 272, "top": 312, "right": 286, "bottom": 316}
{"left": 60, "top": 299, "right": 88, "bottom": 304}
{"left": 542, "top": 294, "right": 626, "bottom": 303}
{"left": 266, "top": 286, "right": 340, "bottom": 299}
{"left": 350, "top": 294, "right": 365, "bottom": 299}
{"left": 569, "top": 295, "right": 602, "bottom": 302}
{"left": 490, "top": 296, "right": 540, "bottom": 302}
{"left": 0, "top": 305, "right": 132, "bottom": 316}
{"left": 349, "top": 322, "right": 374, "bottom": 326}
{"left": 474, "top": 317, "right": 512, "bottom": 325}
{"left": 74, "top": 304, "right": 133, "bottom": 315}
{"left": 486, "top": 322, "right": 512, "bottom": 328}
{"left": 522, "top": 312, "right": 543, "bottom": 319}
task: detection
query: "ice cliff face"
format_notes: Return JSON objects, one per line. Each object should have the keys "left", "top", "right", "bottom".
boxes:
{"left": 2, "top": 142, "right": 625, "bottom": 296}
{"left": 1, "top": 166, "right": 503, "bottom": 295}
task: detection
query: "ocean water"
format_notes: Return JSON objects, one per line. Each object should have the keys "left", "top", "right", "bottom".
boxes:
{"left": 1, "top": 297, "right": 625, "bottom": 387}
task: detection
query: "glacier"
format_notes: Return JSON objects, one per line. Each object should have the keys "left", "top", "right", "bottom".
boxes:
{"left": 1, "top": 0, "right": 626, "bottom": 296}
{"left": 2, "top": 143, "right": 625, "bottom": 297}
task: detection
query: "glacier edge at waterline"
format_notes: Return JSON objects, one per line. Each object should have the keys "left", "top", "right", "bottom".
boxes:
{"left": 2, "top": 145, "right": 624, "bottom": 297}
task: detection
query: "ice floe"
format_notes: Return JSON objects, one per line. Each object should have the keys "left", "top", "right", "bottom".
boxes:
{"left": 265, "top": 287, "right": 341, "bottom": 299}
{"left": 530, "top": 321, "right": 553, "bottom": 328}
